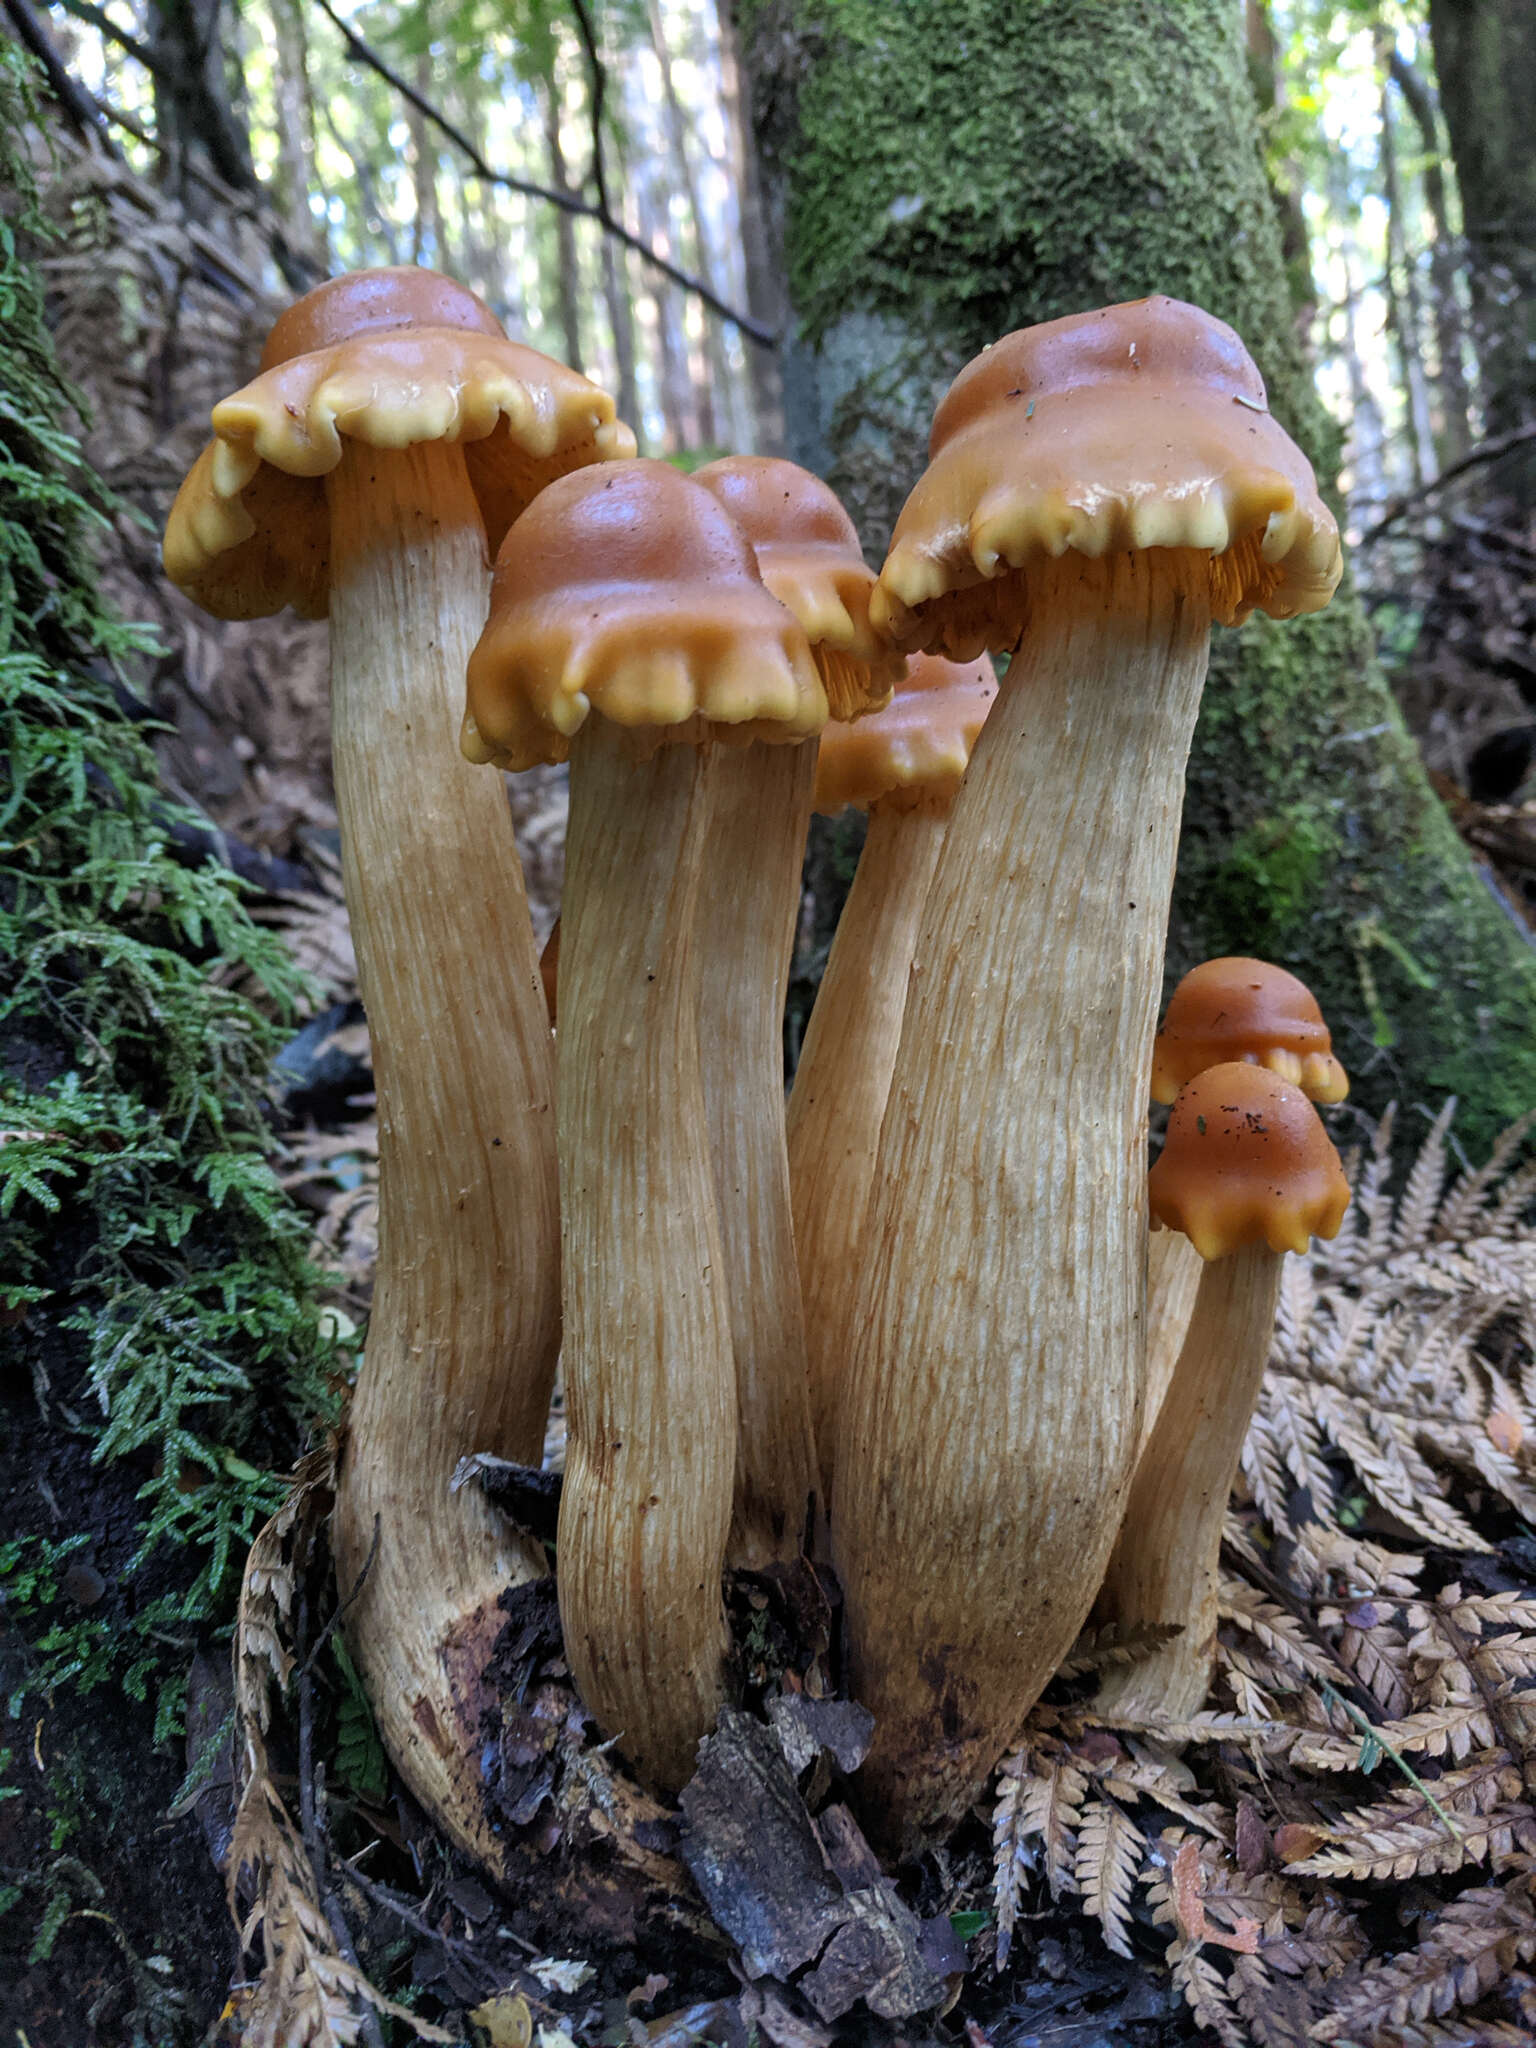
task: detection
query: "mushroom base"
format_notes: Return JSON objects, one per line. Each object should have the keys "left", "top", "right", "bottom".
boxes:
{"left": 1095, "top": 1243, "right": 1282, "bottom": 1723}
{"left": 833, "top": 548, "right": 1213, "bottom": 1852}
{"left": 556, "top": 719, "right": 735, "bottom": 1795}
{"left": 325, "top": 438, "right": 561, "bottom": 1869}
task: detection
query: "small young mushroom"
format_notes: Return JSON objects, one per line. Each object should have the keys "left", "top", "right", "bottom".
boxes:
{"left": 1152, "top": 957, "right": 1350, "bottom": 1106}
{"left": 464, "top": 457, "right": 825, "bottom": 1791}
{"left": 786, "top": 653, "right": 997, "bottom": 1508}
{"left": 1095, "top": 1063, "right": 1350, "bottom": 1721}
{"left": 1143, "top": 958, "right": 1350, "bottom": 1450}
{"left": 685, "top": 456, "right": 898, "bottom": 1566}
{"left": 162, "top": 266, "right": 633, "bottom": 1863}
{"left": 834, "top": 297, "right": 1342, "bottom": 1849}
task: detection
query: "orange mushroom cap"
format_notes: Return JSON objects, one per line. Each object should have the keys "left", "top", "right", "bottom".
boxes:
{"left": 462, "top": 458, "right": 826, "bottom": 769}
{"left": 1148, "top": 1063, "right": 1351, "bottom": 1261}
{"left": 1152, "top": 957, "right": 1349, "bottom": 1106}
{"left": 813, "top": 652, "right": 998, "bottom": 815}
{"left": 871, "top": 296, "right": 1342, "bottom": 659}
{"left": 693, "top": 456, "right": 904, "bottom": 717}
{"left": 163, "top": 266, "right": 636, "bottom": 621}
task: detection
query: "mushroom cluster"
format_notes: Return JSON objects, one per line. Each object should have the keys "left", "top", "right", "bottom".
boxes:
{"left": 166, "top": 275, "right": 1350, "bottom": 1864}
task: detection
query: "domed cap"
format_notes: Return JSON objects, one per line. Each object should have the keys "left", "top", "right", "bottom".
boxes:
{"left": 1148, "top": 1063, "right": 1351, "bottom": 1260}
{"left": 1152, "top": 957, "right": 1348, "bottom": 1106}
{"left": 814, "top": 653, "right": 997, "bottom": 815}
{"left": 693, "top": 456, "right": 904, "bottom": 716}
{"left": 163, "top": 266, "right": 636, "bottom": 622}
{"left": 871, "top": 296, "right": 1343, "bottom": 658}
{"left": 462, "top": 459, "right": 826, "bottom": 770}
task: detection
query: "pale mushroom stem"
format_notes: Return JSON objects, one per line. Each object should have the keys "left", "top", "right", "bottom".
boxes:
{"left": 557, "top": 719, "right": 735, "bottom": 1793}
{"left": 326, "top": 439, "right": 561, "bottom": 1863}
{"left": 695, "top": 738, "right": 821, "bottom": 1568}
{"left": 1141, "top": 1229, "right": 1207, "bottom": 1454}
{"left": 787, "top": 801, "right": 948, "bottom": 1510}
{"left": 834, "top": 548, "right": 1212, "bottom": 1851}
{"left": 1095, "top": 1243, "right": 1282, "bottom": 1722}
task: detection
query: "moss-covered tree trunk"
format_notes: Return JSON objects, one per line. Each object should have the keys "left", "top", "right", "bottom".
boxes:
{"left": 739, "top": 0, "right": 1536, "bottom": 1153}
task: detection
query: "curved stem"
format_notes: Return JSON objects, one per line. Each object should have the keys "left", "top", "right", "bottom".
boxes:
{"left": 326, "top": 439, "right": 561, "bottom": 1866}
{"left": 1141, "top": 1228, "right": 1207, "bottom": 1453}
{"left": 557, "top": 721, "right": 734, "bottom": 1793}
{"left": 788, "top": 802, "right": 947, "bottom": 1510}
{"left": 833, "top": 549, "right": 1211, "bottom": 1851}
{"left": 696, "top": 738, "right": 820, "bottom": 1567}
{"left": 1096, "top": 1244, "right": 1281, "bottom": 1722}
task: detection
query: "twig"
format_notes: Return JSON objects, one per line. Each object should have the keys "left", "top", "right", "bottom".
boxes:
{"left": 1358, "top": 423, "right": 1536, "bottom": 544}
{"left": 337, "top": 1864, "right": 533, "bottom": 1985}
{"left": 309, "top": 0, "right": 774, "bottom": 345}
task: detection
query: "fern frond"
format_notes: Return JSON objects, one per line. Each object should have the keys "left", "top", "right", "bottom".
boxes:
{"left": 1286, "top": 1755, "right": 1534, "bottom": 1882}
{"left": 1311, "top": 1876, "right": 1536, "bottom": 2040}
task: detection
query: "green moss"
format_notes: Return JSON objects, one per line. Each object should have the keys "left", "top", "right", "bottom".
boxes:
{"left": 749, "top": 0, "right": 1536, "bottom": 1155}
{"left": 0, "top": 51, "right": 338, "bottom": 1718}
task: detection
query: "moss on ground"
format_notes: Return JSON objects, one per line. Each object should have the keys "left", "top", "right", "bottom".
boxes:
{"left": 747, "top": 0, "right": 1536, "bottom": 1154}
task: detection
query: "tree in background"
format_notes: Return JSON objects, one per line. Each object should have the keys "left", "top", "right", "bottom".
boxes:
{"left": 1427, "top": 0, "right": 1536, "bottom": 457}
{"left": 740, "top": 0, "right": 1536, "bottom": 1155}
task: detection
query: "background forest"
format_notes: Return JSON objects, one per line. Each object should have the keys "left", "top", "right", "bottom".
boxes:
{"left": 2, "top": 1, "right": 1535, "bottom": 2045}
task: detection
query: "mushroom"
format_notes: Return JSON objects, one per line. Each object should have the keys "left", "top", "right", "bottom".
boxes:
{"left": 1095, "top": 1063, "right": 1350, "bottom": 1721}
{"left": 688, "top": 456, "right": 899, "bottom": 1565}
{"left": 786, "top": 653, "right": 997, "bottom": 1509}
{"left": 162, "top": 266, "right": 634, "bottom": 1860}
{"left": 463, "top": 457, "right": 825, "bottom": 1791}
{"left": 833, "top": 297, "right": 1342, "bottom": 1848}
{"left": 1143, "top": 958, "right": 1350, "bottom": 1451}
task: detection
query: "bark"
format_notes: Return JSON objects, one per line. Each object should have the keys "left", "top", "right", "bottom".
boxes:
{"left": 270, "top": 0, "right": 324, "bottom": 266}
{"left": 1428, "top": 0, "right": 1536, "bottom": 455}
{"left": 742, "top": 0, "right": 1536, "bottom": 1159}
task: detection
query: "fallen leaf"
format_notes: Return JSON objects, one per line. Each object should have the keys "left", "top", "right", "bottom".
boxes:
{"left": 468, "top": 1992, "right": 532, "bottom": 2048}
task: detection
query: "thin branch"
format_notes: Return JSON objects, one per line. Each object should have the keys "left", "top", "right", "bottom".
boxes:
{"left": 309, "top": 0, "right": 774, "bottom": 345}
{"left": 1359, "top": 423, "right": 1536, "bottom": 544}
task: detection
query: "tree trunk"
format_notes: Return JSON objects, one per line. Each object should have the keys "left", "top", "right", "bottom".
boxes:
{"left": 1388, "top": 43, "right": 1472, "bottom": 465}
{"left": 719, "top": 0, "right": 786, "bottom": 452}
{"left": 1377, "top": 47, "right": 1438, "bottom": 488}
{"left": 742, "top": 0, "right": 1536, "bottom": 1158}
{"left": 544, "top": 77, "right": 585, "bottom": 375}
{"left": 1428, "top": 0, "right": 1536, "bottom": 457}
{"left": 145, "top": 0, "right": 255, "bottom": 199}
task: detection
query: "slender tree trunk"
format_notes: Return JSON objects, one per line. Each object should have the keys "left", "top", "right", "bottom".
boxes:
{"left": 544, "top": 73, "right": 585, "bottom": 374}
{"left": 270, "top": 0, "right": 322, "bottom": 264}
{"left": 1428, "top": 0, "right": 1536, "bottom": 457}
{"left": 409, "top": 36, "right": 444, "bottom": 271}
{"left": 718, "top": 0, "right": 785, "bottom": 452}
{"left": 1377, "top": 47, "right": 1438, "bottom": 487}
{"left": 145, "top": 0, "right": 255, "bottom": 198}
{"left": 742, "top": 0, "right": 1536, "bottom": 1157}
{"left": 600, "top": 231, "right": 641, "bottom": 436}
{"left": 647, "top": 0, "right": 735, "bottom": 449}
{"left": 1388, "top": 44, "right": 1472, "bottom": 464}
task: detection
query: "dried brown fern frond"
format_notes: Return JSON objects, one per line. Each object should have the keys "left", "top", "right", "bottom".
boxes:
{"left": 1285, "top": 1753, "right": 1536, "bottom": 1883}
{"left": 279, "top": 1119, "right": 379, "bottom": 1292}
{"left": 1311, "top": 1872, "right": 1536, "bottom": 2044}
{"left": 230, "top": 1450, "right": 449, "bottom": 2047}
{"left": 1249, "top": 1104, "right": 1536, "bottom": 1557}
